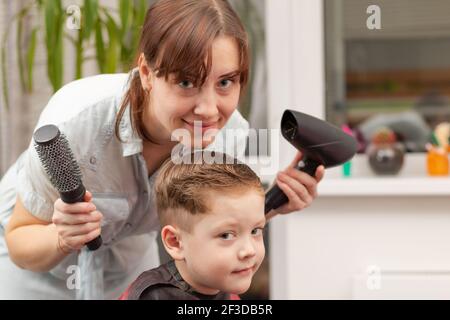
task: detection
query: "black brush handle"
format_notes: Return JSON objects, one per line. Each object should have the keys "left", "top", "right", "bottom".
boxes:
{"left": 62, "top": 186, "right": 102, "bottom": 251}
{"left": 264, "top": 157, "right": 320, "bottom": 214}
{"left": 86, "top": 235, "right": 102, "bottom": 251}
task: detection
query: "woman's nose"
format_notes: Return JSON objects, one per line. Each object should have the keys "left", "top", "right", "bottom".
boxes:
{"left": 193, "top": 87, "right": 219, "bottom": 118}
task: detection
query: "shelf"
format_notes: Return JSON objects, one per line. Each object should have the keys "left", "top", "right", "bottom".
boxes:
{"left": 246, "top": 154, "right": 449, "bottom": 197}
{"left": 318, "top": 176, "right": 450, "bottom": 197}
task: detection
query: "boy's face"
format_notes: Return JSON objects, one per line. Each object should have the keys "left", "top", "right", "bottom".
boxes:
{"left": 177, "top": 189, "right": 266, "bottom": 295}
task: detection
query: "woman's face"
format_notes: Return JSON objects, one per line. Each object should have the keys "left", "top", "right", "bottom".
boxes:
{"left": 139, "top": 36, "right": 242, "bottom": 148}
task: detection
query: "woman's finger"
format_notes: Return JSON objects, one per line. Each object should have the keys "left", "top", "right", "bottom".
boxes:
{"left": 283, "top": 167, "right": 317, "bottom": 198}
{"left": 275, "top": 179, "right": 308, "bottom": 214}
{"left": 84, "top": 190, "right": 93, "bottom": 202}
{"left": 59, "top": 221, "right": 102, "bottom": 237}
{"left": 63, "top": 228, "right": 102, "bottom": 250}
{"left": 54, "top": 199, "right": 96, "bottom": 215}
{"left": 278, "top": 172, "right": 313, "bottom": 205}
{"left": 288, "top": 151, "right": 304, "bottom": 168}
{"left": 315, "top": 165, "right": 325, "bottom": 182}
{"left": 53, "top": 210, "right": 102, "bottom": 226}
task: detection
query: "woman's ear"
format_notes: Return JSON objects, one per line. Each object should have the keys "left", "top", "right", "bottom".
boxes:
{"left": 161, "top": 225, "right": 185, "bottom": 261}
{"left": 137, "top": 53, "right": 152, "bottom": 92}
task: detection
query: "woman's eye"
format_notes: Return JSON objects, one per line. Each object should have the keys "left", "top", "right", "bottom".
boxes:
{"left": 218, "top": 79, "right": 233, "bottom": 89}
{"left": 178, "top": 80, "right": 194, "bottom": 89}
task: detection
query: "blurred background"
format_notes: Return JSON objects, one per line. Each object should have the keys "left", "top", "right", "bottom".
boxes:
{"left": 325, "top": 0, "right": 450, "bottom": 154}
{"left": 0, "top": 0, "right": 267, "bottom": 173}
{"left": 1, "top": 0, "right": 450, "bottom": 300}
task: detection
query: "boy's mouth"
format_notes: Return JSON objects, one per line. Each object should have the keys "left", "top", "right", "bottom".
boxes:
{"left": 232, "top": 265, "right": 255, "bottom": 275}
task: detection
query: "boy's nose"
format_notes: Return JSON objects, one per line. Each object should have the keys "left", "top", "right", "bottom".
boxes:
{"left": 238, "top": 238, "right": 257, "bottom": 260}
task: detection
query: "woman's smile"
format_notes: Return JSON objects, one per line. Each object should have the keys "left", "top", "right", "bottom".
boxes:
{"left": 182, "top": 119, "right": 220, "bottom": 133}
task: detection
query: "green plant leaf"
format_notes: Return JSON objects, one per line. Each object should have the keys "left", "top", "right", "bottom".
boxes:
{"left": 44, "top": 0, "right": 64, "bottom": 91}
{"left": 1, "top": 2, "right": 35, "bottom": 109}
{"left": 55, "top": 8, "right": 64, "bottom": 91}
{"left": 103, "top": 10, "right": 119, "bottom": 73}
{"left": 126, "top": 0, "right": 148, "bottom": 69}
{"left": 44, "top": 0, "right": 55, "bottom": 50}
{"left": 3, "top": 0, "right": 153, "bottom": 103}
{"left": 95, "top": 17, "right": 106, "bottom": 73}
{"left": 1, "top": 41, "right": 9, "bottom": 109}
{"left": 26, "top": 27, "right": 38, "bottom": 92}
{"left": 137, "top": 0, "right": 148, "bottom": 26}
{"left": 16, "top": 11, "right": 26, "bottom": 92}
{"left": 119, "top": 0, "right": 131, "bottom": 39}
{"left": 75, "top": 27, "right": 84, "bottom": 79}
{"left": 44, "top": 0, "right": 57, "bottom": 90}
{"left": 119, "top": 0, "right": 133, "bottom": 69}
{"left": 83, "top": 0, "right": 98, "bottom": 40}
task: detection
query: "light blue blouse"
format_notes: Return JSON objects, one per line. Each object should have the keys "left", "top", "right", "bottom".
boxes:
{"left": 0, "top": 69, "right": 249, "bottom": 299}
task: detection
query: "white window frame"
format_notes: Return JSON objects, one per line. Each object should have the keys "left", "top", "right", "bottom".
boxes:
{"left": 266, "top": 0, "right": 325, "bottom": 299}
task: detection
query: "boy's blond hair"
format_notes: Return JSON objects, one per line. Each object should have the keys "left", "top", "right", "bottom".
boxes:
{"left": 154, "top": 151, "right": 264, "bottom": 231}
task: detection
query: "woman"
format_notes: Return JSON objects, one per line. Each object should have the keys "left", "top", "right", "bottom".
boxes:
{"left": 0, "top": 0, "right": 324, "bottom": 299}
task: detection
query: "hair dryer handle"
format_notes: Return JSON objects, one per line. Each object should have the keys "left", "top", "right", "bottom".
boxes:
{"left": 264, "top": 185, "right": 288, "bottom": 214}
{"left": 264, "top": 158, "right": 320, "bottom": 214}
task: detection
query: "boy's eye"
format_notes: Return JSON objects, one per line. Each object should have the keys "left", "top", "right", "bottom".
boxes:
{"left": 219, "top": 232, "right": 234, "bottom": 240}
{"left": 178, "top": 80, "right": 194, "bottom": 89}
{"left": 251, "top": 227, "right": 264, "bottom": 236}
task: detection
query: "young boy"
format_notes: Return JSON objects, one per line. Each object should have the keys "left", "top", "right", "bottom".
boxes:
{"left": 121, "top": 151, "right": 266, "bottom": 300}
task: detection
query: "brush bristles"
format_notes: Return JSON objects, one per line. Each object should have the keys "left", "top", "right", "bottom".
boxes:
{"left": 34, "top": 133, "right": 82, "bottom": 193}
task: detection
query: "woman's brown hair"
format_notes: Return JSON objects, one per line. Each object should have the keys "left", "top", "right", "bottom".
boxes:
{"left": 115, "top": 0, "right": 250, "bottom": 142}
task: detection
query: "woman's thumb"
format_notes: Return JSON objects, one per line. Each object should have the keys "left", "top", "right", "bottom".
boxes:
{"left": 289, "top": 150, "right": 304, "bottom": 168}
{"left": 84, "top": 190, "right": 93, "bottom": 202}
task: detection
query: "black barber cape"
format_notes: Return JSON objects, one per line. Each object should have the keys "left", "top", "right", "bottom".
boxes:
{"left": 121, "top": 260, "right": 231, "bottom": 300}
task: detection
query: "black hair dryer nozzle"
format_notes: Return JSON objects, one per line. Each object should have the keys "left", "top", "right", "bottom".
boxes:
{"left": 265, "top": 110, "right": 357, "bottom": 214}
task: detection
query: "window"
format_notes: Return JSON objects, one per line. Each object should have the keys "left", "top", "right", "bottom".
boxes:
{"left": 229, "top": 0, "right": 268, "bottom": 157}
{"left": 325, "top": 0, "right": 450, "bottom": 152}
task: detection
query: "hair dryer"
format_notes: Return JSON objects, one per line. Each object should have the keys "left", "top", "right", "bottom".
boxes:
{"left": 265, "top": 110, "right": 357, "bottom": 214}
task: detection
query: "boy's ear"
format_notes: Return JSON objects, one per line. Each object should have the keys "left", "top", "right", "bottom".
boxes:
{"left": 137, "top": 53, "right": 153, "bottom": 92}
{"left": 161, "top": 225, "right": 185, "bottom": 261}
